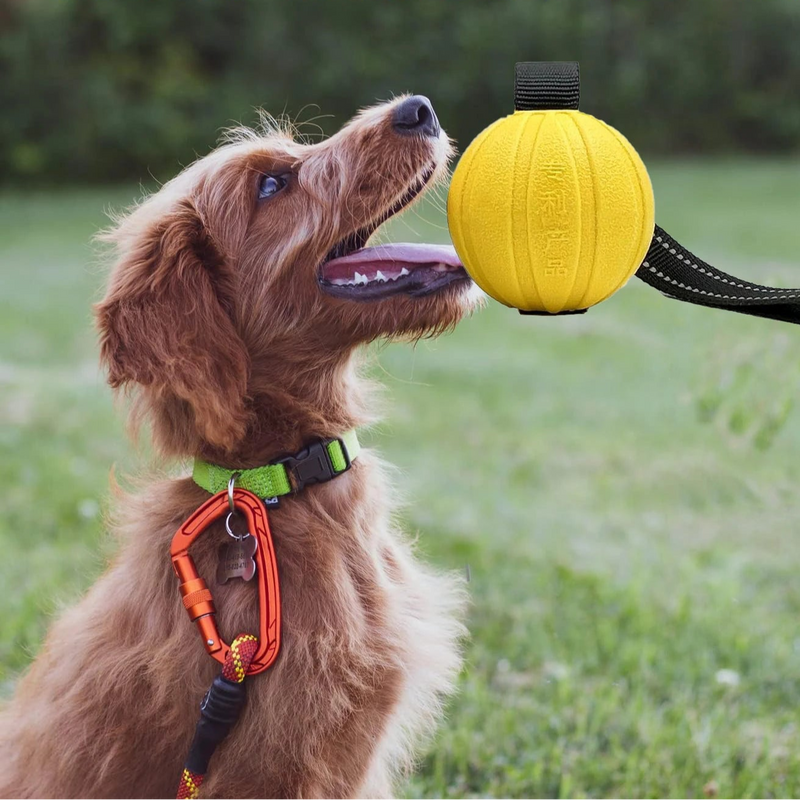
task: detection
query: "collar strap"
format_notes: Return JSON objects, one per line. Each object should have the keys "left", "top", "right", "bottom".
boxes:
{"left": 192, "top": 430, "right": 360, "bottom": 498}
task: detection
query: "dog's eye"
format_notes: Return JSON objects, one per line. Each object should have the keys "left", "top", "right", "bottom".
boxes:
{"left": 258, "top": 174, "right": 288, "bottom": 200}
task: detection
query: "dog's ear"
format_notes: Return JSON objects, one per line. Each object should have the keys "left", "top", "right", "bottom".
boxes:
{"left": 95, "top": 199, "right": 251, "bottom": 450}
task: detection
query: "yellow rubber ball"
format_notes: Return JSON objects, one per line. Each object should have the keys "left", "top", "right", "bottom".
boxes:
{"left": 448, "top": 110, "right": 655, "bottom": 313}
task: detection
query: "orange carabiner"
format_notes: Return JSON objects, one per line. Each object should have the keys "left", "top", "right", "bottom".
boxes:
{"left": 169, "top": 488, "right": 281, "bottom": 676}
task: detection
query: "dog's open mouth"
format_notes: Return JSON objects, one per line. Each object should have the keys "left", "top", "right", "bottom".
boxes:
{"left": 319, "top": 167, "right": 470, "bottom": 301}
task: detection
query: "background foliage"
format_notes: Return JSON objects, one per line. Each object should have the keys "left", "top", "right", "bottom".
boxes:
{"left": 4, "top": 2, "right": 800, "bottom": 796}
{"left": 2, "top": 0, "right": 800, "bottom": 184}
{"left": 4, "top": 164, "right": 800, "bottom": 797}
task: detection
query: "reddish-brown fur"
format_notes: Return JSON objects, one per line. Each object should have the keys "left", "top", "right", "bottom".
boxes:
{"left": 0, "top": 98, "right": 477, "bottom": 798}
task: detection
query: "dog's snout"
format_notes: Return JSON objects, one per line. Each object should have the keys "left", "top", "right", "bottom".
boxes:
{"left": 392, "top": 95, "right": 440, "bottom": 138}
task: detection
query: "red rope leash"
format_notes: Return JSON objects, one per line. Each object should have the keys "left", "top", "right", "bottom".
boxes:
{"left": 221, "top": 633, "right": 258, "bottom": 683}
{"left": 176, "top": 769, "right": 204, "bottom": 800}
{"left": 176, "top": 634, "right": 258, "bottom": 799}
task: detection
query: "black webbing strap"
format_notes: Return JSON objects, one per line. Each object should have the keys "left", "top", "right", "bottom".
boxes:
{"left": 515, "top": 62, "right": 580, "bottom": 111}
{"left": 516, "top": 61, "right": 800, "bottom": 327}
{"left": 515, "top": 62, "right": 583, "bottom": 316}
{"left": 636, "top": 226, "right": 800, "bottom": 326}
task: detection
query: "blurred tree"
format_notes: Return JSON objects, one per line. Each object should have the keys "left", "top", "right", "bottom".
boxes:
{"left": 0, "top": 0, "right": 798, "bottom": 184}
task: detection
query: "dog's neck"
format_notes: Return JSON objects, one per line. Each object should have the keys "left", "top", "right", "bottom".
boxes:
{"left": 195, "top": 349, "right": 371, "bottom": 469}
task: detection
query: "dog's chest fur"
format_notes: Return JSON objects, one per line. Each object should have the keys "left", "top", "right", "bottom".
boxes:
{"left": 0, "top": 451, "right": 464, "bottom": 798}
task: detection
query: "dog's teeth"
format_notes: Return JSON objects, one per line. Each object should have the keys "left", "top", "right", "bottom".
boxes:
{"left": 354, "top": 272, "right": 368, "bottom": 285}
{"left": 375, "top": 270, "right": 387, "bottom": 282}
{"left": 399, "top": 267, "right": 410, "bottom": 277}
{"left": 432, "top": 263, "right": 449, "bottom": 273}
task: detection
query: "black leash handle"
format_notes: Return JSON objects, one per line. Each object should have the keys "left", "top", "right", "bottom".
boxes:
{"left": 517, "top": 61, "right": 800, "bottom": 327}
{"left": 184, "top": 674, "right": 247, "bottom": 777}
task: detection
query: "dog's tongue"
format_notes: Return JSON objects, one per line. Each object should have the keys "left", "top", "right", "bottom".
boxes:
{"left": 322, "top": 243, "right": 463, "bottom": 282}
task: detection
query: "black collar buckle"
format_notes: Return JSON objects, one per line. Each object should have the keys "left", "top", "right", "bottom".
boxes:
{"left": 276, "top": 437, "right": 352, "bottom": 493}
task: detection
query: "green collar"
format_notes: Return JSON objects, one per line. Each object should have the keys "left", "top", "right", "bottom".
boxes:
{"left": 192, "top": 430, "right": 360, "bottom": 499}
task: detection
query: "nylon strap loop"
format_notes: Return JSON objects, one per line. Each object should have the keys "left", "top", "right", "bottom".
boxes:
{"left": 514, "top": 61, "right": 580, "bottom": 111}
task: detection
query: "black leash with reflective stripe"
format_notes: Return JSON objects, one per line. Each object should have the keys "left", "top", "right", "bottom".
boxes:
{"left": 637, "top": 226, "right": 800, "bottom": 326}
{"left": 516, "top": 61, "right": 800, "bottom": 327}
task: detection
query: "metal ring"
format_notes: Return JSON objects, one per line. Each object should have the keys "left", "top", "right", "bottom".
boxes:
{"left": 225, "top": 512, "right": 245, "bottom": 541}
{"left": 227, "top": 473, "right": 240, "bottom": 514}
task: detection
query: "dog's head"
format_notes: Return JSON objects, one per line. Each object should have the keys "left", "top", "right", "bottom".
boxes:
{"left": 96, "top": 96, "right": 476, "bottom": 456}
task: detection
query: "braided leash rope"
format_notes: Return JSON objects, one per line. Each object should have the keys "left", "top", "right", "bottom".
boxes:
{"left": 177, "top": 769, "right": 204, "bottom": 800}
{"left": 176, "top": 634, "right": 259, "bottom": 799}
{"left": 221, "top": 633, "right": 258, "bottom": 683}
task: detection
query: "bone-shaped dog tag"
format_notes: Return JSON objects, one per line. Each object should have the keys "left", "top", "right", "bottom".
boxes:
{"left": 216, "top": 535, "right": 258, "bottom": 584}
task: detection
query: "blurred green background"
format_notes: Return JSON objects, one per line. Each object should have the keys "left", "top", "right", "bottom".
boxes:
{"left": 2, "top": 0, "right": 800, "bottom": 183}
{"left": 3, "top": 1, "right": 800, "bottom": 798}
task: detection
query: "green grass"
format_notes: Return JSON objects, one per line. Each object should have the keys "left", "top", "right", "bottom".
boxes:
{"left": 3, "top": 160, "right": 800, "bottom": 797}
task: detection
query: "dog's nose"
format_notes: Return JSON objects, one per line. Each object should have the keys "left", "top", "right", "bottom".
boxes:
{"left": 392, "top": 95, "right": 441, "bottom": 138}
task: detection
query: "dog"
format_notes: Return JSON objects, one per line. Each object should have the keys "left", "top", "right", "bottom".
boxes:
{"left": 0, "top": 95, "right": 478, "bottom": 798}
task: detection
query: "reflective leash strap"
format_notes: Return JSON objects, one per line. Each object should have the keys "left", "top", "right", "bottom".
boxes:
{"left": 636, "top": 225, "right": 800, "bottom": 327}
{"left": 176, "top": 634, "right": 259, "bottom": 799}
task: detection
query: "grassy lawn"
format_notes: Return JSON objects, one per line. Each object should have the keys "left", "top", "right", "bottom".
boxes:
{"left": 3, "top": 160, "right": 800, "bottom": 797}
